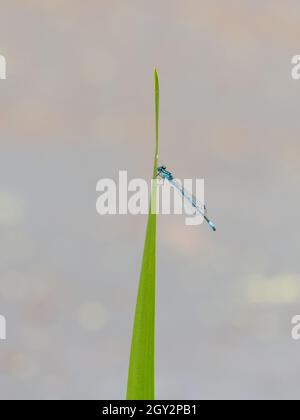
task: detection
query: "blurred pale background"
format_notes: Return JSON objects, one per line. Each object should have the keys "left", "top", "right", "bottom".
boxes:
{"left": 0, "top": 0, "right": 300, "bottom": 399}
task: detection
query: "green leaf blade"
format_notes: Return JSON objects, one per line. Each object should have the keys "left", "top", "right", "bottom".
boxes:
{"left": 126, "top": 69, "right": 159, "bottom": 400}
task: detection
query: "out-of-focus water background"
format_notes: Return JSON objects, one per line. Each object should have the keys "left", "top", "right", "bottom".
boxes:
{"left": 0, "top": 0, "right": 300, "bottom": 399}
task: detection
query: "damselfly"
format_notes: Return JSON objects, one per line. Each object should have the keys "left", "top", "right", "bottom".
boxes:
{"left": 157, "top": 166, "right": 216, "bottom": 231}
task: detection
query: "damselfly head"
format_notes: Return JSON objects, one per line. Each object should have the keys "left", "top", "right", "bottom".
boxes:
{"left": 157, "top": 165, "right": 166, "bottom": 176}
{"left": 157, "top": 165, "right": 166, "bottom": 171}
{"left": 157, "top": 165, "right": 173, "bottom": 181}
